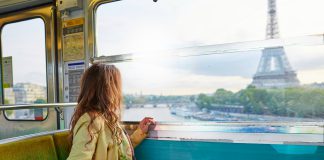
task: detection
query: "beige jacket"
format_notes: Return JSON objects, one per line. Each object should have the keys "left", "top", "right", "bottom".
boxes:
{"left": 67, "top": 113, "right": 147, "bottom": 160}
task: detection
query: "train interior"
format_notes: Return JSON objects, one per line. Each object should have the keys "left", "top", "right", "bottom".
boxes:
{"left": 0, "top": 0, "right": 324, "bottom": 159}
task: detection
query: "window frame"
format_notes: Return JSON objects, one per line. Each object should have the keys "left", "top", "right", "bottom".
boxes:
{"left": 86, "top": 0, "right": 324, "bottom": 124}
{"left": 88, "top": 0, "right": 324, "bottom": 145}
{"left": 87, "top": 0, "right": 120, "bottom": 59}
{"left": 0, "top": 5, "right": 56, "bottom": 121}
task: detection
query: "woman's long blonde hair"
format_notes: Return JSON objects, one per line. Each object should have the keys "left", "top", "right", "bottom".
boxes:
{"left": 69, "top": 63, "right": 123, "bottom": 145}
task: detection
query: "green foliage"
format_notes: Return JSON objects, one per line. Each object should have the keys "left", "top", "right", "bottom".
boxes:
{"left": 4, "top": 99, "right": 10, "bottom": 104}
{"left": 5, "top": 110, "right": 14, "bottom": 117}
{"left": 212, "top": 89, "right": 234, "bottom": 105}
{"left": 34, "top": 99, "right": 46, "bottom": 104}
{"left": 196, "top": 94, "right": 212, "bottom": 108}
{"left": 196, "top": 87, "right": 324, "bottom": 118}
{"left": 123, "top": 87, "right": 324, "bottom": 118}
{"left": 4, "top": 99, "right": 14, "bottom": 117}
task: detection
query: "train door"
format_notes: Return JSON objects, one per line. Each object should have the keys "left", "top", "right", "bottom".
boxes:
{"left": 0, "top": 5, "right": 57, "bottom": 139}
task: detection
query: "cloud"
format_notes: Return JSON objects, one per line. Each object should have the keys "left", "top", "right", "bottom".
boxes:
{"left": 165, "top": 50, "right": 261, "bottom": 78}
{"left": 298, "top": 69, "right": 324, "bottom": 84}
{"left": 286, "top": 45, "right": 324, "bottom": 70}
{"left": 122, "top": 71, "right": 251, "bottom": 95}
{"left": 117, "top": 45, "right": 324, "bottom": 95}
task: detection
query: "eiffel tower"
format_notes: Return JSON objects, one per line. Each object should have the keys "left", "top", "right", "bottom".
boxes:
{"left": 251, "top": 0, "right": 299, "bottom": 88}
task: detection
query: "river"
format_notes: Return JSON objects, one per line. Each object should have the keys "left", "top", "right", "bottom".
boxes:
{"left": 122, "top": 106, "right": 191, "bottom": 122}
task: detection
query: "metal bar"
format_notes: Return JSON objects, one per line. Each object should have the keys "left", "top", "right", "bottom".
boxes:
{"left": 0, "top": 101, "right": 322, "bottom": 127}
{"left": 0, "top": 102, "right": 77, "bottom": 110}
{"left": 0, "top": 129, "right": 69, "bottom": 144}
{"left": 90, "top": 54, "right": 133, "bottom": 64}
{"left": 147, "top": 131, "right": 324, "bottom": 145}
{"left": 122, "top": 121, "right": 324, "bottom": 127}
{"left": 91, "top": 34, "right": 324, "bottom": 64}
{"left": 0, "top": 128, "right": 322, "bottom": 146}
{"left": 0, "top": 104, "right": 323, "bottom": 128}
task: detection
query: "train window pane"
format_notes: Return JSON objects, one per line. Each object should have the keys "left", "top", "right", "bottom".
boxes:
{"left": 115, "top": 45, "right": 324, "bottom": 123}
{"left": 96, "top": 0, "right": 324, "bottom": 57}
{"left": 1, "top": 18, "right": 47, "bottom": 121}
{"left": 96, "top": 0, "right": 324, "bottom": 125}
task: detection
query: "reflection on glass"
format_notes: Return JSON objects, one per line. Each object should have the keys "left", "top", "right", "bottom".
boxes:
{"left": 96, "top": 0, "right": 324, "bottom": 56}
{"left": 96, "top": 0, "right": 324, "bottom": 123}
{"left": 1, "top": 18, "right": 47, "bottom": 120}
{"left": 118, "top": 46, "right": 324, "bottom": 122}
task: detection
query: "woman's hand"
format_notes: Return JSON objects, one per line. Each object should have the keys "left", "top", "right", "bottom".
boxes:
{"left": 139, "top": 117, "right": 156, "bottom": 134}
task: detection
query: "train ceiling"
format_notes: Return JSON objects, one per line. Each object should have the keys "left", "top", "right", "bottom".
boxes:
{"left": 0, "top": 0, "right": 52, "bottom": 14}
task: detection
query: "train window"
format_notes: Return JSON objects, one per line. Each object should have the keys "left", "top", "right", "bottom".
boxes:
{"left": 1, "top": 18, "right": 48, "bottom": 121}
{"left": 96, "top": 0, "right": 324, "bottom": 123}
{"left": 96, "top": 0, "right": 324, "bottom": 57}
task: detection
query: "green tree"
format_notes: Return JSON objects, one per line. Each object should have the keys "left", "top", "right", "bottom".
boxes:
{"left": 4, "top": 99, "right": 14, "bottom": 117}
{"left": 196, "top": 93, "right": 212, "bottom": 109}
{"left": 212, "top": 89, "right": 234, "bottom": 105}
{"left": 34, "top": 99, "right": 46, "bottom": 104}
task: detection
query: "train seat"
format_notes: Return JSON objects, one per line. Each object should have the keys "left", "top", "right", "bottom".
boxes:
{"left": 53, "top": 131, "right": 70, "bottom": 160}
{"left": 0, "top": 130, "right": 71, "bottom": 160}
{"left": 0, "top": 135, "right": 58, "bottom": 160}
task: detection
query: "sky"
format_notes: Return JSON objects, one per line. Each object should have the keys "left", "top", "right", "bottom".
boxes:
{"left": 1, "top": 0, "right": 324, "bottom": 96}
{"left": 1, "top": 18, "right": 46, "bottom": 86}
{"left": 95, "top": 0, "right": 324, "bottom": 95}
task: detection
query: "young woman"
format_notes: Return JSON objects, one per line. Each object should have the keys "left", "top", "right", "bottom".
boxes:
{"left": 67, "top": 63, "right": 155, "bottom": 160}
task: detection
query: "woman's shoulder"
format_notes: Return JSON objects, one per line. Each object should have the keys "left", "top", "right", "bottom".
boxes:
{"left": 75, "top": 112, "right": 105, "bottom": 131}
{"left": 79, "top": 112, "right": 105, "bottom": 122}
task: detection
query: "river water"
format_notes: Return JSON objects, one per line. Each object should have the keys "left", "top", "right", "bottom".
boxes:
{"left": 122, "top": 106, "right": 323, "bottom": 122}
{"left": 121, "top": 106, "right": 324, "bottom": 135}
{"left": 122, "top": 106, "right": 190, "bottom": 122}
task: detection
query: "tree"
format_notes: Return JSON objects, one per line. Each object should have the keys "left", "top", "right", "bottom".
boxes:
{"left": 212, "top": 89, "right": 234, "bottom": 105}
{"left": 4, "top": 99, "right": 14, "bottom": 117}
{"left": 34, "top": 99, "right": 46, "bottom": 104}
{"left": 196, "top": 94, "right": 212, "bottom": 109}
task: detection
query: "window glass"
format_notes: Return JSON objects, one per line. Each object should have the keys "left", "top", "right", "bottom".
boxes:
{"left": 117, "top": 46, "right": 324, "bottom": 122}
{"left": 1, "top": 18, "right": 47, "bottom": 120}
{"left": 96, "top": 0, "right": 324, "bottom": 56}
{"left": 96, "top": 0, "right": 324, "bottom": 124}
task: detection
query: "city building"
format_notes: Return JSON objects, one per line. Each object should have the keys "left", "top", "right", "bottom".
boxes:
{"left": 13, "top": 83, "right": 47, "bottom": 104}
{"left": 4, "top": 88, "right": 15, "bottom": 104}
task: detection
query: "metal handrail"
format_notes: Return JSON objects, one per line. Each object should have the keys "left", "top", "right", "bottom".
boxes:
{"left": 0, "top": 103, "right": 323, "bottom": 127}
{"left": 0, "top": 129, "right": 69, "bottom": 144}
{"left": 91, "top": 34, "right": 324, "bottom": 64}
{"left": 0, "top": 103, "right": 77, "bottom": 111}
